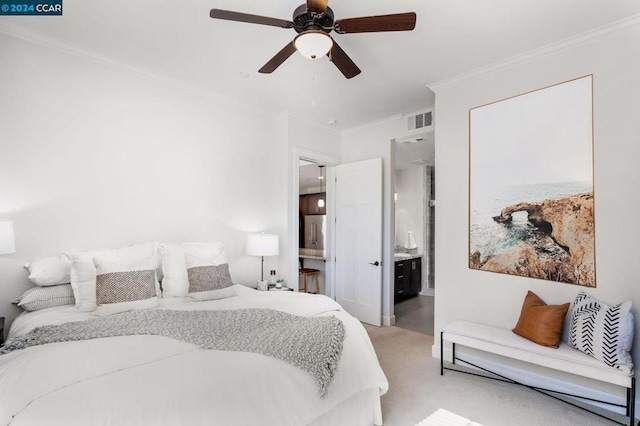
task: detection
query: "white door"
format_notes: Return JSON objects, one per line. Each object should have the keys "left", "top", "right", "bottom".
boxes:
{"left": 335, "top": 158, "right": 383, "bottom": 326}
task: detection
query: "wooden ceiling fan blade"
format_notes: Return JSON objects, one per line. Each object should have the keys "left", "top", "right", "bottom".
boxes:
{"left": 210, "top": 9, "right": 293, "bottom": 29}
{"left": 334, "top": 12, "right": 416, "bottom": 34}
{"left": 328, "top": 41, "right": 361, "bottom": 79}
{"left": 258, "top": 41, "right": 298, "bottom": 74}
{"left": 307, "top": 0, "right": 328, "bottom": 14}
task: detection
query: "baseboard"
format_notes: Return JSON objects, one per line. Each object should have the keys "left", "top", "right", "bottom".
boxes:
{"left": 383, "top": 315, "right": 395, "bottom": 326}
{"left": 432, "top": 343, "right": 637, "bottom": 416}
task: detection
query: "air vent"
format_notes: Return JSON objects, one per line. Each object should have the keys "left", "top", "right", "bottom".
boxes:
{"left": 406, "top": 109, "right": 434, "bottom": 133}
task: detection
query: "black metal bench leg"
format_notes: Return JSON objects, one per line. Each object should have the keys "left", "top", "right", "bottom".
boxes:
{"left": 629, "top": 377, "right": 635, "bottom": 426}
{"left": 452, "top": 342, "right": 456, "bottom": 365}
{"left": 440, "top": 332, "right": 444, "bottom": 375}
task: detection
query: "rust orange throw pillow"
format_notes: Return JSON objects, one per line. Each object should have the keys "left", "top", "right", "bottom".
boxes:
{"left": 512, "top": 291, "right": 570, "bottom": 348}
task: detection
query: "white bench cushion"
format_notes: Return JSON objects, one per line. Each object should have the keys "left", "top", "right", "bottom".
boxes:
{"left": 443, "top": 320, "right": 633, "bottom": 388}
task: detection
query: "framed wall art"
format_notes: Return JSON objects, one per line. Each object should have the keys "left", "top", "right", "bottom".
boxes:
{"left": 469, "top": 75, "right": 595, "bottom": 287}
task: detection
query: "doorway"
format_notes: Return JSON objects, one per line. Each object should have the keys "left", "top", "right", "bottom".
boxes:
{"left": 298, "top": 159, "right": 328, "bottom": 295}
{"left": 289, "top": 147, "right": 339, "bottom": 298}
{"left": 289, "top": 148, "right": 385, "bottom": 326}
{"left": 393, "top": 132, "right": 435, "bottom": 335}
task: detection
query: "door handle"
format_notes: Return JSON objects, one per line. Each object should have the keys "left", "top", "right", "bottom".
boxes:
{"left": 369, "top": 261, "right": 380, "bottom": 266}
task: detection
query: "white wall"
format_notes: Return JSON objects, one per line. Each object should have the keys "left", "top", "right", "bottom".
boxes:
{"left": 432, "top": 22, "right": 640, "bottom": 401}
{"left": 395, "top": 166, "right": 425, "bottom": 255}
{"left": 0, "top": 33, "right": 290, "bottom": 330}
{"left": 287, "top": 114, "right": 341, "bottom": 159}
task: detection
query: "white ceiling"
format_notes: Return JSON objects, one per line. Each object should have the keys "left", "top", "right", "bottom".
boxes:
{"left": 2, "top": 1, "right": 640, "bottom": 130}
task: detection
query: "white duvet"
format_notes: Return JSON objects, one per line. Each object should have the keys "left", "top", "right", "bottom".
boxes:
{"left": 0, "top": 285, "right": 388, "bottom": 426}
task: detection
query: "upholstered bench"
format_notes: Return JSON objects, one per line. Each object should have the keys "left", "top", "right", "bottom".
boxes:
{"left": 441, "top": 320, "right": 637, "bottom": 426}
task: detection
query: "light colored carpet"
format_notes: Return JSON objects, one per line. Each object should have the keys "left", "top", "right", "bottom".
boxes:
{"left": 364, "top": 325, "right": 623, "bottom": 426}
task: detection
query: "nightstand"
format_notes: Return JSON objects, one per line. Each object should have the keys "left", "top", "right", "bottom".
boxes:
{"left": 0, "top": 316, "right": 4, "bottom": 346}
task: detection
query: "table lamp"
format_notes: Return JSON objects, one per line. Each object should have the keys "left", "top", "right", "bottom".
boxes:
{"left": 0, "top": 220, "right": 16, "bottom": 255}
{"left": 246, "top": 233, "right": 279, "bottom": 281}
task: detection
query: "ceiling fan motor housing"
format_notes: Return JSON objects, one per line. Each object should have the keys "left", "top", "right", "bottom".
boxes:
{"left": 293, "top": 4, "right": 334, "bottom": 33}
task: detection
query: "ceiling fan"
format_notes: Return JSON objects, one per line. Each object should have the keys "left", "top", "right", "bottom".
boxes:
{"left": 209, "top": 0, "right": 416, "bottom": 79}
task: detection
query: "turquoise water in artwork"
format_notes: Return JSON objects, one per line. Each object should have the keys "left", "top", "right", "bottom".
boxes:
{"left": 470, "top": 181, "right": 592, "bottom": 259}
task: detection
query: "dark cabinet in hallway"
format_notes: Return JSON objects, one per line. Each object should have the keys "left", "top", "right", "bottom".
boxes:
{"left": 394, "top": 257, "right": 422, "bottom": 303}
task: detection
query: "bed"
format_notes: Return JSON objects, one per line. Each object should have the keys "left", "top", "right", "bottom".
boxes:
{"left": 0, "top": 284, "right": 388, "bottom": 425}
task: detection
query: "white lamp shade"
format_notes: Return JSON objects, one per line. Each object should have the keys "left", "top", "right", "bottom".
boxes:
{"left": 0, "top": 220, "right": 16, "bottom": 255}
{"left": 246, "top": 233, "right": 279, "bottom": 256}
{"left": 294, "top": 31, "right": 333, "bottom": 59}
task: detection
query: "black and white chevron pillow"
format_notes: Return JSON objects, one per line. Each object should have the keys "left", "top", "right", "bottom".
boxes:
{"left": 568, "top": 291, "right": 634, "bottom": 373}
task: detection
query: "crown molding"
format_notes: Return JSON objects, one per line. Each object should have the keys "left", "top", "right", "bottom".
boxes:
{"left": 428, "top": 13, "right": 640, "bottom": 93}
{"left": 0, "top": 21, "right": 200, "bottom": 93}
{"left": 0, "top": 21, "right": 276, "bottom": 121}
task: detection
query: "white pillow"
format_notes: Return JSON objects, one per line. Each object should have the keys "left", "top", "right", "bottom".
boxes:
{"left": 69, "top": 258, "right": 98, "bottom": 312}
{"left": 24, "top": 255, "right": 72, "bottom": 286}
{"left": 65, "top": 242, "right": 159, "bottom": 312}
{"left": 93, "top": 256, "right": 160, "bottom": 315}
{"left": 160, "top": 242, "right": 227, "bottom": 297}
{"left": 185, "top": 253, "right": 236, "bottom": 301}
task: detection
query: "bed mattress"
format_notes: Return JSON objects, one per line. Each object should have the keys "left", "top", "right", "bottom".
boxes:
{"left": 0, "top": 285, "right": 388, "bottom": 426}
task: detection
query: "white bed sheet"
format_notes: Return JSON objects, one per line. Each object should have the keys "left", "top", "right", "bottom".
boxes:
{"left": 1, "top": 285, "right": 388, "bottom": 426}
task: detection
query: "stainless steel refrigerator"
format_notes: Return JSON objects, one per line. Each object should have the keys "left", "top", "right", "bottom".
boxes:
{"left": 303, "top": 215, "right": 326, "bottom": 250}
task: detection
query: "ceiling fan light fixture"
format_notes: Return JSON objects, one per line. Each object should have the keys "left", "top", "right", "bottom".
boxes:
{"left": 294, "top": 30, "right": 333, "bottom": 60}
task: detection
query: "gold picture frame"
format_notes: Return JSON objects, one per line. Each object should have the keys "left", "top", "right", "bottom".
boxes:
{"left": 468, "top": 75, "right": 595, "bottom": 287}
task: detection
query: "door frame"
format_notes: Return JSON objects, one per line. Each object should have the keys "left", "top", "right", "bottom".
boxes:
{"left": 289, "top": 147, "right": 339, "bottom": 296}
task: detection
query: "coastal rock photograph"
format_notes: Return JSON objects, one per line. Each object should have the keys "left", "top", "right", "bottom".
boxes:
{"left": 470, "top": 192, "right": 595, "bottom": 286}
{"left": 469, "top": 76, "right": 595, "bottom": 286}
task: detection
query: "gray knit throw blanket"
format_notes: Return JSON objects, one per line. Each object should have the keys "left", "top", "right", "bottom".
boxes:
{"left": 0, "top": 309, "right": 345, "bottom": 397}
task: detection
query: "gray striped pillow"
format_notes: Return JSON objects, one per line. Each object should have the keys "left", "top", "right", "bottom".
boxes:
{"left": 13, "top": 284, "right": 75, "bottom": 311}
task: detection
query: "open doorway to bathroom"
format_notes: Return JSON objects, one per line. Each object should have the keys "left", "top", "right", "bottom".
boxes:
{"left": 393, "top": 129, "right": 435, "bottom": 336}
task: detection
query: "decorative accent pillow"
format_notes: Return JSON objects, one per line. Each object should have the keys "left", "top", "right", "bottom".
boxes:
{"left": 64, "top": 242, "right": 159, "bottom": 312}
{"left": 512, "top": 291, "right": 570, "bottom": 348}
{"left": 568, "top": 291, "right": 634, "bottom": 373}
{"left": 185, "top": 253, "right": 236, "bottom": 301}
{"left": 160, "top": 242, "right": 228, "bottom": 297}
{"left": 93, "top": 256, "right": 160, "bottom": 315}
{"left": 13, "top": 284, "right": 75, "bottom": 311}
{"left": 24, "top": 255, "right": 72, "bottom": 286}
{"left": 96, "top": 270, "right": 156, "bottom": 304}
